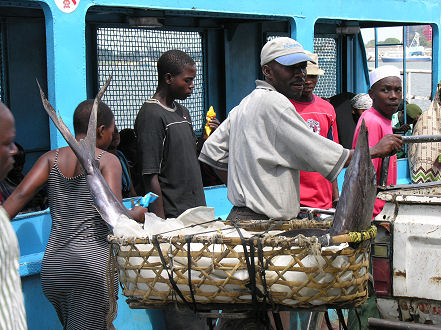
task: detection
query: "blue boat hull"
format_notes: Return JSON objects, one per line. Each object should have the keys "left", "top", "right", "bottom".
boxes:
{"left": 14, "top": 186, "right": 233, "bottom": 330}
{"left": 381, "top": 56, "right": 431, "bottom": 62}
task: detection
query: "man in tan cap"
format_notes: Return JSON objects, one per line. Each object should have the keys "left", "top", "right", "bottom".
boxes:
{"left": 199, "top": 37, "right": 402, "bottom": 223}
{"left": 289, "top": 52, "right": 340, "bottom": 210}
{"left": 199, "top": 36, "right": 403, "bottom": 329}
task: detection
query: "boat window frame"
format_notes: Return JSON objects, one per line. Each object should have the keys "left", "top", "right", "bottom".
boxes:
{"left": 87, "top": 23, "right": 209, "bottom": 134}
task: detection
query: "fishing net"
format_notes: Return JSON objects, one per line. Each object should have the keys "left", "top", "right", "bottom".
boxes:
{"left": 409, "top": 82, "right": 441, "bottom": 183}
{"left": 108, "top": 220, "right": 374, "bottom": 310}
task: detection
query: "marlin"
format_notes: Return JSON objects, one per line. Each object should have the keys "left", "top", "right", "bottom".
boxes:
{"left": 280, "top": 120, "right": 377, "bottom": 240}
{"left": 37, "top": 76, "right": 130, "bottom": 227}
{"left": 329, "top": 120, "right": 377, "bottom": 236}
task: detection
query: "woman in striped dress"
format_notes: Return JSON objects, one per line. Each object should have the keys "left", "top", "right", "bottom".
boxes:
{"left": 4, "top": 100, "right": 146, "bottom": 329}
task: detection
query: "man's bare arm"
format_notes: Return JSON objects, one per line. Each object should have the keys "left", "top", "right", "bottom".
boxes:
{"left": 215, "top": 169, "right": 228, "bottom": 185}
{"left": 143, "top": 173, "right": 165, "bottom": 219}
{"left": 344, "top": 134, "right": 403, "bottom": 167}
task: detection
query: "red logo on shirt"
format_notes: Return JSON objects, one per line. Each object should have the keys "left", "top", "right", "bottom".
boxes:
{"left": 306, "top": 119, "right": 321, "bottom": 134}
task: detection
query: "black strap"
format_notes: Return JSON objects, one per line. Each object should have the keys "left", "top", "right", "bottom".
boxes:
{"left": 248, "top": 237, "right": 259, "bottom": 307}
{"left": 355, "top": 309, "right": 362, "bottom": 330}
{"left": 336, "top": 308, "right": 349, "bottom": 330}
{"left": 152, "top": 235, "right": 193, "bottom": 311}
{"left": 232, "top": 219, "right": 259, "bottom": 308}
{"left": 257, "top": 238, "right": 269, "bottom": 307}
{"left": 186, "top": 235, "right": 198, "bottom": 312}
{"left": 272, "top": 312, "right": 284, "bottom": 330}
{"left": 248, "top": 237, "right": 265, "bottom": 308}
{"left": 324, "top": 311, "right": 333, "bottom": 330}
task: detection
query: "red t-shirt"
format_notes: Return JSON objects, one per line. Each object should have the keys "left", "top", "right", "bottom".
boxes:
{"left": 290, "top": 95, "right": 339, "bottom": 209}
{"left": 352, "top": 107, "right": 397, "bottom": 218}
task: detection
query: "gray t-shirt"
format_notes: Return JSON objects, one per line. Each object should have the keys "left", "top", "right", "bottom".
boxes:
{"left": 199, "top": 80, "right": 349, "bottom": 220}
{"left": 135, "top": 100, "right": 206, "bottom": 218}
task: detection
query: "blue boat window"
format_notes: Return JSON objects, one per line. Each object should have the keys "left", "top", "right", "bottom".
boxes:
{"left": 96, "top": 28, "right": 206, "bottom": 133}
{"left": 313, "top": 37, "right": 338, "bottom": 98}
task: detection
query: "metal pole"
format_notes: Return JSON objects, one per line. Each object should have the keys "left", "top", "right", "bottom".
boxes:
{"left": 403, "top": 25, "right": 408, "bottom": 122}
{"left": 375, "top": 28, "right": 379, "bottom": 68}
{"left": 379, "top": 156, "right": 390, "bottom": 186}
{"left": 403, "top": 26, "right": 408, "bottom": 156}
{"left": 402, "top": 135, "right": 441, "bottom": 143}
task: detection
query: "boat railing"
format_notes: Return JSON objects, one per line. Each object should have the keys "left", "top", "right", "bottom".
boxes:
{"left": 401, "top": 69, "right": 432, "bottom": 101}
{"left": 368, "top": 67, "right": 432, "bottom": 101}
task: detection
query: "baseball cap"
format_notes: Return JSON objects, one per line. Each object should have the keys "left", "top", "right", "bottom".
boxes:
{"left": 305, "top": 52, "right": 325, "bottom": 76}
{"left": 260, "top": 37, "right": 315, "bottom": 66}
{"left": 369, "top": 65, "right": 402, "bottom": 87}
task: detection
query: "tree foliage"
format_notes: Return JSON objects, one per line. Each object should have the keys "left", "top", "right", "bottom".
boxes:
{"left": 365, "top": 37, "right": 400, "bottom": 47}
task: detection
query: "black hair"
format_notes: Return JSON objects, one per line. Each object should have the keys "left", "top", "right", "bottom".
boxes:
{"left": 119, "top": 128, "right": 137, "bottom": 148}
{"left": 157, "top": 50, "right": 195, "bottom": 84}
{"left": 73, "top": 100, "right": 114, "bottom": 135}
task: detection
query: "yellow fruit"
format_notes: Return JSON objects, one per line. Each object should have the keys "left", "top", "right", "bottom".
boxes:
{"left": 204, "top": 106, "right": 216, "bottom": 136}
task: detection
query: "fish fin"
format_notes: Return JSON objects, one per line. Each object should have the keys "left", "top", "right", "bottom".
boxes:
{"left": 357, "top": 119, "right": 369, "bottom": 151}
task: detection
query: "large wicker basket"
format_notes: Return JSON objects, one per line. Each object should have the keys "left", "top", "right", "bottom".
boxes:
{"left": 108, "top": 220, "right": 374, "bottom": 310}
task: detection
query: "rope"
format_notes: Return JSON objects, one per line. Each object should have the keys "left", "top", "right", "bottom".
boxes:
{"left": 152, "top": 235, "right": 193, "bottom": 311}
{"left": 106, "top": 245, "right": 118, "bottom": 330}
{"left": 157, "top": 219, "right": 220, "bottom": 236}
{"left": 347, "top": 225, "right": 377, "bottom": 243}
{"left": 231, "top": 220, "right": 257, "bottom": 306}
{"left": 186, "top": 235, "right": 198, "bottom": 312}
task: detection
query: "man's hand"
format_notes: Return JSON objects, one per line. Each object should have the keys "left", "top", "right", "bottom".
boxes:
{"left": 130, "top": 206, "right": 148, "bottom": 223}
{"left": 370, "top": 134, "right": 403, "bottom": 158}
{"left": 392, "top": 123, "right": 411, "bottom": 134}
{"left": 203, "top": 118, "right": 221, "bottom": 140}
{"left": 208, "top": 118, "right": 220, "bottom": 131}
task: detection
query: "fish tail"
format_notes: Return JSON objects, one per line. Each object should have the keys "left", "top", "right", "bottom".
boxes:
{"left": 37, "top": 75, "right": 113, "bottom": 169}
{"left": 330, "top": 120, "right": 376, "bottom": 235}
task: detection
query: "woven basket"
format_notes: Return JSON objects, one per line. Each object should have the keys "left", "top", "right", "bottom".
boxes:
{"left": 108, "top": 220, "right": 372, "bottom": 310}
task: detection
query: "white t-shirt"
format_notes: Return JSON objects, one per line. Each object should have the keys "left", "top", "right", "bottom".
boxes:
{"left": 199, "top": 80, "right": 349, "bottom": 219}
{"left": 0, "top": 206, "right": 27, "bottom": 329}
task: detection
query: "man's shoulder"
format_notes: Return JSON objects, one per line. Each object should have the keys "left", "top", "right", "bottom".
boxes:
{"left": 137, "top": 100, "right": 168, "bottom": 121}
{"left": 359, "top": 107, "right": 383, "bottom": 123}
{"left": 356, "top": 108, "right": 388, "bottom": 134}
{"left": 252, "top": 82, "right": 293, "bottom": 112}
{"left": 140, "top": 100, "right": 165, "bottom": 113}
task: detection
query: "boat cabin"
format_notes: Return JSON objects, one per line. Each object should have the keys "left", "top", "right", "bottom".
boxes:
{"left": 1, "top": 0, "right": 440, "bottom": 328}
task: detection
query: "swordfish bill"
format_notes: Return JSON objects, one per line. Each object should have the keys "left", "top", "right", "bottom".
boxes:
{"left": 329, "top": 120, "right": 377, "bottom": 236}
{"left": 37, "top": 76, "right": 130, "bottom": 228}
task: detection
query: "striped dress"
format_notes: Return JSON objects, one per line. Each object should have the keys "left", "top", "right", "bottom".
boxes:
{"left": 0, "top": 206, "right": 27, "bottom": 330}
{"left": 41, "top": 150, "right": 117, "bottom": 329}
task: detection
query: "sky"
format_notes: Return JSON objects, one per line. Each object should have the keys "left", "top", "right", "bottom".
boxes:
{"left": 361, "top": 26, "right": 403, "bottom": 43}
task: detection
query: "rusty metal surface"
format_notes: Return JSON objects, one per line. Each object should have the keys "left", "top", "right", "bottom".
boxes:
{"left": 377, "top": 298, "right": 441, "bottom": 326}
{"left": 377, "top": 181, "right": 441, "bottom": 192}
{"left": 377, "top": 181, "right": 441, "bottom": 203}
{"left": 376, "top": 198, "right": 441, "bottom": 302}
{"left": 368, "top": 316, "right": 441, "bottom": 329}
